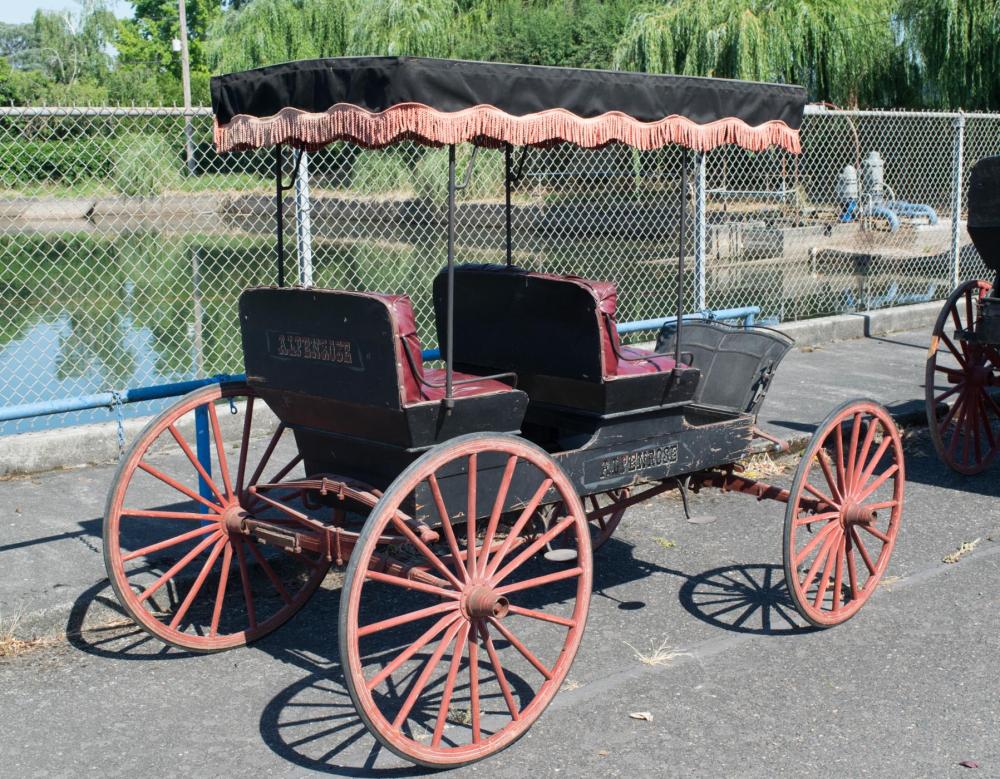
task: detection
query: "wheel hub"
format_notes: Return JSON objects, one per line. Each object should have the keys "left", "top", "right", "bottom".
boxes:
{"left": 463, "top": 585, "right": 510, "bottom": 619}
{"left": 841, "top": 501, "right": 875, "bottom": 527}
{"left": 221, "top": 503, "right": 250, "bottom": 535}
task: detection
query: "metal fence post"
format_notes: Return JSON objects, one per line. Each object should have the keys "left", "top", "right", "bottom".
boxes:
{"left": 294, "top": 150, "right": 313, "bottom": 287}
{"left": 693, "top": 151, "right": 707, "bottom": 311}
{"left": 950, "top": 111, "right": 966, "bottom": 288}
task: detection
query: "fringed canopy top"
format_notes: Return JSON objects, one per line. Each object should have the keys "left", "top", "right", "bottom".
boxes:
{"left": 211, "top": 57, "right": 806, "bottom": 154}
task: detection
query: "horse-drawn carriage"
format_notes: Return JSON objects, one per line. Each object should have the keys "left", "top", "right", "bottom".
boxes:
{"left": 925, "top": 155, "right": 1000, "bottom": 473}
{"left": 103, "top": 57, "right": 906, "bottom": 768}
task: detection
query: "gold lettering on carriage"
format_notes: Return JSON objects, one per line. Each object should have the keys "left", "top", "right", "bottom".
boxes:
{"left": 272, "top": 332, "right": 353, "bottom": 365}
{"left": 599, "top": 444, "right": 678, "bottom": 478}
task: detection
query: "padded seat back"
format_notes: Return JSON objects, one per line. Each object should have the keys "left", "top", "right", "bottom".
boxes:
{"left": 434, "top": 264, "right": 622, "bottom": 381}
{"left": 240, "top": 286, "right": 421, "bottom": 410}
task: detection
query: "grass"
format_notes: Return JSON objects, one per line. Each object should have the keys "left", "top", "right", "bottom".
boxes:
{"left": 943, "top": 538, "right": 981, "bottom": 564}
{"left": 0, "top": 609, "right": 58, "bottom": 659}
{"left": 623, "top": 637, "right": 690, "bottom": 667}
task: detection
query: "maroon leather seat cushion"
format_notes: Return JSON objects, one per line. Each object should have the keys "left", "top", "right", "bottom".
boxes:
{"left": 374, "top": 292, "right": 514, "bottom": 405}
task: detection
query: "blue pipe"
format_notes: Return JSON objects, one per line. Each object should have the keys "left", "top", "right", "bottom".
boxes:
{"left": 886, "top": 200, "right": 939, "bottom": 225}
{"left": 0, "top": 307, "right": 762, "bottom": 424}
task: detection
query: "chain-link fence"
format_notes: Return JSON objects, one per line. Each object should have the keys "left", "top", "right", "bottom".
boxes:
{"left": 0, "top": 105, "right": 997, "bottom": 434}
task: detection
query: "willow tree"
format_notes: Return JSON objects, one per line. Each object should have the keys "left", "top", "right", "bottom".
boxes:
{"left": 205, "top": 0, "right": 356, "bottom": 74}
{"left": 898, "top": 0, "right": 1000, "bottom": 110}
{"left": 613, "top": 0, "right": 905, "bottom": 107}
{"left": 348, "top": 0, "right": 459, "bottom": 58}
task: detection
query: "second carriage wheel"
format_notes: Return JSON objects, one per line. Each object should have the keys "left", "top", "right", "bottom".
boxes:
{"left": 925, "top": 279, "right": 1000, "bottom": 474}
{"left": 104, "top": 383, "right": 373, "bottom": 652}
{"left": 783, "top": 399, "right": 904, "bottom": 628}
{"left": 339, "top": 433, "right": 592, "bottom": 768}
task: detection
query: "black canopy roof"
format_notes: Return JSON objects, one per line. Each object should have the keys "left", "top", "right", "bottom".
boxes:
{"left": 212, "top": 57, "right": 806, "bottom": 154}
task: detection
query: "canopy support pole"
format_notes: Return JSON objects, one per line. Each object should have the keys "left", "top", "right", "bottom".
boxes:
{"left": 274, "top": 146, "right": 285, "bottom": 287}
{"left": 443, "top": 144, "right": 480, "bottom": 411}
{"left": 444, "top": 144, "right": 458, "bottom": 410}
{"left": 675, "top": 150, "right": 689, "bottom": 369}
{"left": 505, "top": 144, "right": 513, "bottom": 267}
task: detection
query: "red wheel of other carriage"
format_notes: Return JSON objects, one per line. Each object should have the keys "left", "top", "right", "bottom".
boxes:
{"left": 103, "top": 383, "right": 371, "bottom": 652}
{"left": 339, "top": 433, "right": 592, "bottom": 768}
{"left": 925, "top": 279, "right": 1000, "bottom": 474}
{"left": 783, "top": 400, "right": 905, "bottom": 628}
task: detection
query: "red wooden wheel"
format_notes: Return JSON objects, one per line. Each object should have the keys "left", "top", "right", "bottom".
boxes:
{"left": 339, "top": 433, "right": 592, "bottom": 768}
{"left": 783, "top": 399, "right": 905, "bottom": 628}
{"left": 103, "top": 382, "right": 356, "bottom": 652}
{"left": 585, "top": 489, "right": 629, "bottom": 550}
{"left": 925, "top": 280, "right": 1000, "bottom": 474}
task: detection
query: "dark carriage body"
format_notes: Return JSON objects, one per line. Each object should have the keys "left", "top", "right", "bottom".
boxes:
{"left": 237, "top": 266, "right": 785, "bottom": 515}
{"left": 967, "top": 156, "right": 1000, "bottom": 344}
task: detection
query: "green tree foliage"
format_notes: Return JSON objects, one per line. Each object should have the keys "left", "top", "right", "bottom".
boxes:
{"left": 29, "top": 0, "right": 117, "bottom": 85}
{"left": 205, "top": 0, "right": 355, "bottom": 74}
{"left": 456, "top": 0, "right": 636, "bottom": 69}
{"left": 350, "top": 0, "right": 458, "bottom": 57}
{"left": 898, "top": 0, "right": 1000, "bottom": 110}
{"left": 613, "top": 0, "right": 909, "bottom": 107}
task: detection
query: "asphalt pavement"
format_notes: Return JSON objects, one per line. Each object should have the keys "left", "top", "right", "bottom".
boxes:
{"left": 1, "top": 328, "right": 999, "bottom": 777}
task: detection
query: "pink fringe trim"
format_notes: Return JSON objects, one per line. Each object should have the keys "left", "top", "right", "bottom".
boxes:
{"left": 214, "top": 102, "right": 801, "bottom": 154}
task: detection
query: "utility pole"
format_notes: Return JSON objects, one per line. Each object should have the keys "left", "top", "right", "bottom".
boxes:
{"left": 177, "top": 0, "right": 196, "bottom": 176}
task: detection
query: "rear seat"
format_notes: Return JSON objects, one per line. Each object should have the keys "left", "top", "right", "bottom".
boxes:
{"left": 432, "top": 265, "right": 700, "bottom": 415}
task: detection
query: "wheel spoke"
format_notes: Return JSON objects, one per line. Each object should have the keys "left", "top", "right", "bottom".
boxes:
{"left": 391, "top": 619, "right": 465, "bottom": 729}
{"left": 941, "top": 333, "right": 966, "bottom": 370}
{"left": 492, "top": 514, "right": 578, "bottom": 585}
{"left": 793, "top": 510, "right": 840, "bottom": 527}
{"left": 246, "top": 541, "right": 292, "bottom": 605}
{"left": 802, "top": 480, "right": 838, "bottom": 509}
{"left": 388, "top": 514, "right": 464, "bottom": 590}
{"left": 247, "top": 422, "right": 286, "bottom": 490}
{"left": 138, "top": 531, "right": 222, "bottom": 603}
{"left": 830, "top": 423, "right": 845, "bottom": 497}
{"left": 207, "top": 402, "right": 235, "bottom": 499}
{"left": 365, "top": 569, "right": 461, "bottom": 600}
{"left": 137, "top": 460, "right": 222, "bottom": 513}
{"left": 482, "top": 478, "right": 553, "bottom": 579}
{"left": 366, "top": 612, "right": 463, "bottom": 692}
{"left": 496, "top": 566, "right": 583, "bottom": 596}
{"left": 845, "top": 412, "right": 862, "bottom": 493}
{"left": 858, "top": 522, "right": 891, "bottom": 544}
{"left": 845, "top": 531, "right": 859, "bottom": 599}
{"left": 167, "top": 424, "right": 227, "bottom": 505}
{"left": 850, "top": 526, "right": 877, "bottom": 576}
{"left": 855, "top": 463, "right": 899, "bottom": 504}
{"left": 121, "top": 508, "right": 221, "bottom": 521}
{"left": 357, "top": 601, "right": 459, "bottom": 639}
{"left": 431, "top": 622, "right": 469, "bottom": 748}
{"left": 852, "top": 419, "right": 879, "bottom": 491}
{"left": 468, "top": 622, "right": 481, "bottom": 744}
{"left": 793, "top": 519, "right": 839, "bottom": 568}
{"left": 235, "top": 395, "right": 254, "bottom": 497}
{"left": 831, "top": 534, "right": 846, "bottom": 612}
{"left": 122, "top": 523, "right": 218, "bottom": 563}
{"left": 857, "top": 435, "right": 893, "bottom": 489}
{"left": 234, "top": 538, "right": 257, "bottom": 630}
{"left": 466, "top": 454, "right": 478, "bottom": 577}
{"left": 814, "top": 451, "right": 842, "bottom": 503}
{"left": 979, "top": 392, "right": 997, "bottom": 449}
{"left": 507, "top": 604, "right": 575, "bottom": 628}
{"left": 487, "top": 616, "right": 552, "bottom": 679}
{"left": 427, "top": 473, "right": 467, "bottom": 583}
{"left": 477, "top": 455, "right": 518, "bottom": 578}
{"left": 478, "top": 621, "right": 520, "bottom": 721}
{"left": 800, "top": 528, "right": 841, "bottom": 594}
{"left": 209, "top": 542, "right": 233, "bottom": 637}
{"left": 169, "top": 536, "right": 227, "bottom": 630}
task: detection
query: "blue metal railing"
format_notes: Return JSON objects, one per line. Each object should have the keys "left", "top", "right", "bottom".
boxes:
{"left": 0, "top": 306, "right": 760, "bottom": 425}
